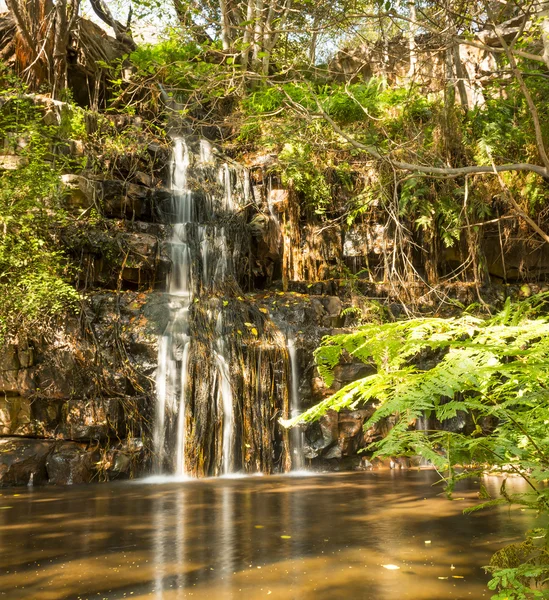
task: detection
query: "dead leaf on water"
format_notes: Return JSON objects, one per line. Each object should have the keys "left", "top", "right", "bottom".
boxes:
{"left": 381, "top": 564, "right": 400, "bottom": 570}
{"left": 280, "top": 535, "right": 291, "bottom": 539}
{"left": 452, "top": 576, "right": 464, "bottom": 579}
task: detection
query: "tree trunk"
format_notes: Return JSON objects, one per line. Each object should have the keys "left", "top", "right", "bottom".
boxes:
{"left": 219, "top": 0, "right": 231, "bottom": 51}
{"left": 407, "top": 0, "right": 417, "bottom": 80}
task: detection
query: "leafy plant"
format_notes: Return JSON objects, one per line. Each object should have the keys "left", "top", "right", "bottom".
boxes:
{"left": 0, "top": 92, "right": 79, "bottom": 341}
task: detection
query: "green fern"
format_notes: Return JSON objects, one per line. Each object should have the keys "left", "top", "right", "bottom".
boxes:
{"left": 282, "top": 293, "right": 549, "bottom": 599}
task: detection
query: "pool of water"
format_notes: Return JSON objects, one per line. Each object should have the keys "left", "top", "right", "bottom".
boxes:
{"left": 0, "top": 470, "right": 537, "bottom": 599}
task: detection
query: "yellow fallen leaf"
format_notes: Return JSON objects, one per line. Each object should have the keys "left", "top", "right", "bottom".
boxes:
{"left": 280, "top": 535, "right": 292, "bottom": 539}
{"left": 251, "top": 328, "right": 258, "bottom": 336}
{"left": 424, "top": 540, "right": 431, "bottom": 544}
{"left": 259, "top": 308, "right": 268, "bottom": 314}
{"left": 452, "top": 576, "right": 464, "bottom": 579}
{"left": 438, "top": 577, "right": 448, "bottom": 580}
{"left": 244, "top": 322, "right": 254, "bottom": 327}
{"left": 381, "top": 564, "right": 400, "bottom": 570}
{"left": 254, "top": 525, "right": 264, "bottom": 529}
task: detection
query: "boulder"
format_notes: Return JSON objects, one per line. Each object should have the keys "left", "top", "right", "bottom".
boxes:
{"left": 46, "top": 442, "right": 97, "bottom": 485}
{"left": 0, "top": 438, "right": 54, "bottom": 486}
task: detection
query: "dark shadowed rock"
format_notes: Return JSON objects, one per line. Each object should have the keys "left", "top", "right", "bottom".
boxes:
{"left": 46, "top": 442, "right": 98, "bottom": 485}
{"left": 0, "top": 438, "right": 54, "bottom": 486}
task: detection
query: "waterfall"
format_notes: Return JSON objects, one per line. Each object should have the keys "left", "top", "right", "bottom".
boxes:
{"left": 288, "top": 336, "right": 305, "bottom": 471}
{"left": 154, "top": 137, "right": 194, "bottom": 475}
{"left": 154, "top": 136, "right": 290, "bottom": 477}
{"left": 216, "top": 314, "right": 234, "bottom": 475}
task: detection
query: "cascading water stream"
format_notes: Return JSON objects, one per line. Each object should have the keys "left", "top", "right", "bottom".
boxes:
{"left": 154, "top": 137, "right": 193, "bottom": 475}
{"left": 216, "top": 313, "right": 234, "bottom": 475}
{"left": 155, "top": 136, "right": 239, "bottom": 476}
{"left": 288, "top": 336, "right": 305, "bottom": 471}
{"left": 154, "top": 136, "right": 290, "bottom": 478}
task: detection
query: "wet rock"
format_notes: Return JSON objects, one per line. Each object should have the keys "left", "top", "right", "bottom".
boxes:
{"left": 336, "top": 409, "right": 370, "bottom": 456}
{"left": 310, "top": 456, "right": 366, "bottom": 472}
{"left": 0, "top": 438, "right": 54, "bottom": 486}
{"left": 324, "top": 445, "right": 343, "bottom": 459}
{"left": 46, "top": 442, "right": 97, "bottom": 485}
{"left": 320, "top": 410, "right": 339, "bottom": 448}
{"left": 104, "top": 438, "right": 145, "bottom": 480}
{"left": 120, "top": 232, "right": 159, "bottom": 285}
{"left": 305, "top": 409, "right": 339, "bottom": 458}
{"left": 150, "top": 188, "right": 173, "bottom": 220}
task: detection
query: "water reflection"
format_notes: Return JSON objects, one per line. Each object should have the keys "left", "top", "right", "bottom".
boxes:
{"left": 0, "top": 471, "right": 539, "bottom": 599}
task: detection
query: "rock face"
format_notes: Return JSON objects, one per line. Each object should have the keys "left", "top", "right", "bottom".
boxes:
{"left": 1, "top": 104, "right": 545, "bottom": 484}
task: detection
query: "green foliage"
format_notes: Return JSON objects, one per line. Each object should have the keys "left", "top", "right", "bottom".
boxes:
{"left": 282, "top": 294, "right": 549, "bottom": 598}
{"left": 0, "top": 91, "right": 79, "bottom": 341}
{"left": 278, "top": 142, "right": 332, "bottom": 214}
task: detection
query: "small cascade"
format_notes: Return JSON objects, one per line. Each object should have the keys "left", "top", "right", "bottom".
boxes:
{"left": 415, "top": 413, "right": 430, "bottom": 432}
{"left": 288, "top": 336, "right": 305, "bottom": 471}
{"left": 154, "top": 135, "right": 291, "bottom": 477}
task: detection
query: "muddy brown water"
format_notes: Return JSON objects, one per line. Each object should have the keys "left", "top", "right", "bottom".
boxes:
{"left": 0, "top": 470, "right": 539, "bottom": 599}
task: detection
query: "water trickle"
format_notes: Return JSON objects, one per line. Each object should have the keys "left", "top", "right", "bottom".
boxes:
{"left": 288, "top": 336, "right": 305, "bottom": 471}
{"left": 200, "top": 139, "right": 214, "bottom": 163}
{"left": 220, "top": 163, "right": 235, "bottom": 213}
